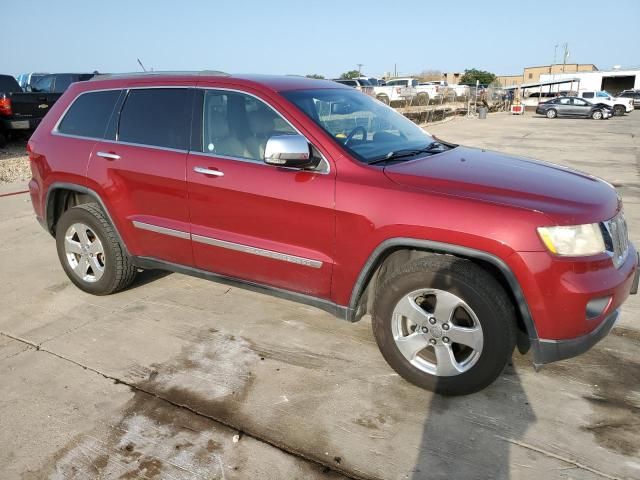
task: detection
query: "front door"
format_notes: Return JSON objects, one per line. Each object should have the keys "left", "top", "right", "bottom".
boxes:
{"left": 186, "top": 88, "right": 335, "bottom": 297}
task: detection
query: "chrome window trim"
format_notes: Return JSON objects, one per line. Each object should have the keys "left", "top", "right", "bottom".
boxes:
{"left": 50, "top": 85, "right": 331, "bottom": 174}
{"left": 132, "top": 220, "right": 190, "bottom": 240}
{"left": 131, "top": 220, "right": 323, "bottom": 269}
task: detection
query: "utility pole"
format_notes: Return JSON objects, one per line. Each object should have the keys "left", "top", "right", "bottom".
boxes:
{"left": 562, "top": 43, "right": 569, "bottom": 73}
{"left": 394, "top": 63, "right": 397, "bottom": 78}
{"left": 356, "top": 63, "right": 364, "bottom": 76}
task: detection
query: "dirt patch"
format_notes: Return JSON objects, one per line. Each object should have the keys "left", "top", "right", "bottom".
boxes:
{"left": 0, "top": 140, "right": 30, "bottom": 184}
{"left": 543, "top": 340, "right": 640, "bottom": 457}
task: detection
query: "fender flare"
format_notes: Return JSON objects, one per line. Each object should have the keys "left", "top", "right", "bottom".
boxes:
{"left": 347, "top": 238, "right": 539, "bottom": 343}
{"left": 45, "top": 181, "right": 130, "bottom": 255}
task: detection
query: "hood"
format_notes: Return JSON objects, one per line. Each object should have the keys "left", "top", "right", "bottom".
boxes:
{"left": 383, "top": 146, "right": 619, "bottom": 224}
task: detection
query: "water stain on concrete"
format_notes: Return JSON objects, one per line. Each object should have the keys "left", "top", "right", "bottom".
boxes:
{"left": 543, "top": 340, "right": 640, "bottom": 457}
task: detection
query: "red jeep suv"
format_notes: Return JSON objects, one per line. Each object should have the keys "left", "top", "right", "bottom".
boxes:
{"left": 27, "top": 72, "right": 638, "bottom": 395}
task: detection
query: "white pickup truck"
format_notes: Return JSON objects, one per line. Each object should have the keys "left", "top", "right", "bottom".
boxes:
{"left": 373, "top": 77, "right": 442, "bottom": 106}
{"left": 576, "top": 90, "right": 634, "bottom": 116}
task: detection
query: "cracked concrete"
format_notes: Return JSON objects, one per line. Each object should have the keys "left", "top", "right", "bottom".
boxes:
{"left": 1, "top": 112, "right": 640, "bottom": 479}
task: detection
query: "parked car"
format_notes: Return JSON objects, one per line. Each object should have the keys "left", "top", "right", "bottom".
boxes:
{"left": 0, "top": 73, "right": 95, "bottom": 146}
{"left": 373, "top": 79, "right": 416, "bottom": 105}
{"left": 332, "top": 78, "right": 374, "bottom": 96}
{"left": 357, "top": 76, "right": 382, "bottom": 86}
{"left": 577, "top": 90, "right": 633, "bottom": 116}
{"left": 535, "top": 96, "right": 612, "bottom": 119}
{"left": 27, "top": 73, "right": 638, "bottom": 396}
{"left": 16, "top": 72, "right": 49, "bottom": 91}
{"left": 384, "top": 78, "right": 441, "bottom": 105}
{"left": 617, "top": 89, "right": 640, "bottom": 109}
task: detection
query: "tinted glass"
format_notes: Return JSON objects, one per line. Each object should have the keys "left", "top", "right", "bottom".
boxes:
{"left": 582, "top": 92, "right": 594, "bottom": 98}
{"left": 118, "top": 89, "right": 192, "bottom": 150}
{"left": 32, "top": 75, "right": 53, "bottom": 92}
{"left": 58, "top": 90, "right": 122, "bottom": 138}
{"left": 0, "top": 75, "right": 21, "bottom": 93}
{"left": 53, "top": 74, "right": 75, "bottom": 93}
{"left": 201, "top": 90, "right": 295, "bottom": 161}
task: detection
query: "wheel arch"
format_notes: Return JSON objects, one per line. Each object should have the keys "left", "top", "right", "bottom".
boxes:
{"left": 347, "top": 238, "right": 538, "bottom": 352}
{"left": 45, "top": 182, "right": 130, "bottom": 255}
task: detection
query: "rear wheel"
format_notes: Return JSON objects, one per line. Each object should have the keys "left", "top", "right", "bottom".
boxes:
{"left": 591, "top": 109, "right": 603, "bottom": 120}
{"left": 55, "top": 203, "right": 136, "bottom": 295}
{"left": 416, "top": 93, "right": 430, "bottom": 106}
{"left": 372, "top": 255, "right": 516, "bottom": 395}
{"left": 614, "top": 105, "right": 626, "bottom": 116}
{"left": 546, "top": 109, "right": 557, "bottom": 119}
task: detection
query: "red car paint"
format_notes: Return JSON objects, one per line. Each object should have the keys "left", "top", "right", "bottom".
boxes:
{"left": 27, "top": 73, "right": 636, "bottom": 355}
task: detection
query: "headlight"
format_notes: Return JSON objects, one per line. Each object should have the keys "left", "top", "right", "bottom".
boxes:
{"left": 537, "top": 224, "right": 605, "bottom": 256}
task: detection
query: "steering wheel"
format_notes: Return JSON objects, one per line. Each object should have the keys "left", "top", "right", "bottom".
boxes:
{"left": 344, "top": 126, "right": 367, "bottom": 145}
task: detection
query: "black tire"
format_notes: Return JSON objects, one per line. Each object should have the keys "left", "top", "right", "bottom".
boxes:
{"left": 545, "top": 109, "right": 557, "bottom": 119}
{"left": 372, "top": 255, "right": 516, "bottom": 396}
{"left": 55, "top": 203, "right": 136, "bottom": 295}
{"left": 591, "top": 110, "right": 603, "bottom": 120}
{"left": 0, "top": 131, "right": 7, "bottom": 148}
{"left": 614, "top": 105, "right": 625, "bottom": 116}
{"left": 376, "top": 95, "right": 390, "bottom": 105}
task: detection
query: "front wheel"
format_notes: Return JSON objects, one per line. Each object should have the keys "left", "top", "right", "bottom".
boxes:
{"left": 591, "top": 110, "right": 603, "bottom": 120}
{"left": 56, "top": 203, "right": 137, "bottom": 295}
{"left": 372, "top": 255, "right": 516, "bottom": 395}
{"left": 614, "top": 105, "right": 626, "bottom": 116}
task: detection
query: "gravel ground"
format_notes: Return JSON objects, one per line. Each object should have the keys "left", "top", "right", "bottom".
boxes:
{"left": 0, "top": 139, "right": 30, "bottom": 184}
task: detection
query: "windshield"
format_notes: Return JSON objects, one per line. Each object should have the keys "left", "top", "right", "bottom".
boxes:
{"left": 282, "top": 88, "right": 435, "bottom": 163}
{"left": 597, "top": 91, "right": 612, "bottom": 98}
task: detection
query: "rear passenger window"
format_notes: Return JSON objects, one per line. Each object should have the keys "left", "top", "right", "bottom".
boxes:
{"left": 57, "top": 90, "right": 121, "bottom": 138}
{"left": 582, "top": 92, "right": 594, "bottom": 98}
{"left": 118, "top": 88, "right": 192, "bottom": 150}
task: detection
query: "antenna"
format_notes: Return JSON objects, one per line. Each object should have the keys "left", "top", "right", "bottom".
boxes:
{"left": 137, "top": 58, "right": 147, "bottom": 72}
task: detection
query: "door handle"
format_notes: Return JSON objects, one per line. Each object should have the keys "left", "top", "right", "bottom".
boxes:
{"left": 96, "top": 151, "right": 121, "bottom": 161}
{"left": 194, "top": 166, "right": 224, "bottom": 177}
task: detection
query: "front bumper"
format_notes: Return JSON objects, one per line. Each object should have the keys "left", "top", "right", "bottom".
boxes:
{"left": 527, "top": 251, "right": 639, "bottom": 366}
{"left": 532, "top": 308, "right": 619, "bottom": 365}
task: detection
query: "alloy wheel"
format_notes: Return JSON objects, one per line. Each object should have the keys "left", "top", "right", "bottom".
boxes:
{"left": 64, "top": 222, "right": 105, "bottom": 282}
{"left": 391, "top": 288, "right": 484, "bottom": 376}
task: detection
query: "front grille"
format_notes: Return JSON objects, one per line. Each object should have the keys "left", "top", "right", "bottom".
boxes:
{"left": 601, "top": 211, "right": 629, "bottom": 268}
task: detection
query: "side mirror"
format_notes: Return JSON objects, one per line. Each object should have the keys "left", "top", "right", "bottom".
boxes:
{"left": 264, "top": 134, "right": 319, "bottom": 169}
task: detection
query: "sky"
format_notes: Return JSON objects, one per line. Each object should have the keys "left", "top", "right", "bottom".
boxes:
{"left": 3, "top": 0, "right": 639, "bottom": 79}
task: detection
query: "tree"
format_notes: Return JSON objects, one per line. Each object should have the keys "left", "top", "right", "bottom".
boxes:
{"left": 340, "top": 70, "right": 361, "bottom": 79}
{"left": 459, "top": 68, "right": 497, "bottom": 85}
{"left": 305, "top": 74, "right": 325, "bottom": 79}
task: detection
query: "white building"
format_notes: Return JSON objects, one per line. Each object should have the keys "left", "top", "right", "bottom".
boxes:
{"left": 539, "top": 68, "right": 639, "bottom": 94}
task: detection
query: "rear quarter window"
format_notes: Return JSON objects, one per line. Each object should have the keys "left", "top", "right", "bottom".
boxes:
{"left": 0, "top": 75, "right": 21, "bottom": 93}
{"left": 118, "top": 88, "right": 193, "bottom": 150}
{"left": 57, "top": 90, "right": 122, "bottom": 139}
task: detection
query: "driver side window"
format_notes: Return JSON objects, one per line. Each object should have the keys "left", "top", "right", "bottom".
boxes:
{"left": 201, "top": 90, "right": 296, "bottom": 162}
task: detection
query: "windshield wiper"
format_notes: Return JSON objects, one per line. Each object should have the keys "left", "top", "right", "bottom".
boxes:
{"left": 367, "top": 142, "right": 446, "bottom": 165}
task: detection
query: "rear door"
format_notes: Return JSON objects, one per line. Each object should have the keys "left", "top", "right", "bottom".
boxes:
{"left": 555, "top": 97, "right": 572, "bottom": 115}
{"left": 186, "top": 87, "right": 335, "bottom": 297}
{"left": 87, "top": 86, "right": 195, "bottom": 266}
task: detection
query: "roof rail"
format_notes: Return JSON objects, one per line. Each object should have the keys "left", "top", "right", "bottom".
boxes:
{"left": 90, "top": 70, "right": 230, "bottom": 80}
